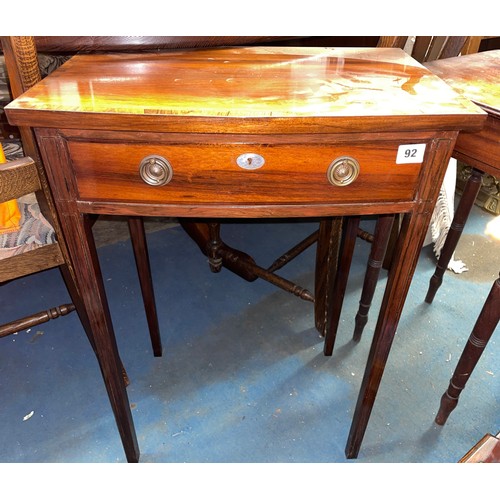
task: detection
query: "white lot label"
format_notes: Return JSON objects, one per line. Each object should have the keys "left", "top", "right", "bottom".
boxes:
{"left": 396, "top": 144, "right": 426, "bottom": 164}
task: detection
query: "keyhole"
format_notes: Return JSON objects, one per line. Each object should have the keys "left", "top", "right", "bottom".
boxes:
{"left": 236, "top": 153, "right": 265, "bottom": 170}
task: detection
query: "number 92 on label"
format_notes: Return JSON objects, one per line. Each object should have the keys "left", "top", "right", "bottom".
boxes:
{"left": 396, "top": 144, "right": 426, "bottom": 164}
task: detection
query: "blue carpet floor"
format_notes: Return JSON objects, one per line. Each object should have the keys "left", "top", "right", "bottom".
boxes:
{"left": 1, "top": 202, "right": 498, "bottom": 493}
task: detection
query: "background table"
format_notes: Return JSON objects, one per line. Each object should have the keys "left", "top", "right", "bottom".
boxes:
{"left": 422, "top": 50, "right": 499, "bottom": 431}
{"left": 425, "top": 50, "right": 500, "bottom": 303}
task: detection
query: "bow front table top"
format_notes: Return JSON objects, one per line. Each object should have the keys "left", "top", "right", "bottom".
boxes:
{"left": 6, "top": 47, "right": 486, "bottom": 462}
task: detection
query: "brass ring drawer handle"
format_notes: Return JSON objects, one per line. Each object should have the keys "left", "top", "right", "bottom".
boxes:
{"left": 327, "top": 156, "right": 360, "bottom": 186}
{"left": 139, "top": 155, "right": 173, "bottom": 186}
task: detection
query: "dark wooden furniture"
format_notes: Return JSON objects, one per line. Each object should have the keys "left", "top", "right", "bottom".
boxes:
{"left": 459, "top": 430, "right": 500, "bottom": 462}
{"left": 5, "top": 46, "right": 485, "bottom": 462}
{"left": 435, "top": 273, "right": 499, "bottom": 425}
{"left": 424, "top": 50, "right": 500, "bottom": 303}
{"left": 0, "top": 36, "right": 392, "bottom": 432}
{"left": 0, "top": 37, "right": 368, "bottom": 141}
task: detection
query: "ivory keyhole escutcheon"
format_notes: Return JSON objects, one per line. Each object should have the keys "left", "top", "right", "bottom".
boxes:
{"left": 236, "top": 153, "right": 265, "bottom": 170}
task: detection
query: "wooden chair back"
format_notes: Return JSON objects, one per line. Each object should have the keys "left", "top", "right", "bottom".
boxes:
{"left": 2, "top": 37, "right": 63, "bottom": 237}
{"left": 377, "top": 36, "right": 471, "bottom": 62}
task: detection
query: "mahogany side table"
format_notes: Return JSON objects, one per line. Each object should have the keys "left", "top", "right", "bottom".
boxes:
{"left": 424, "top": 50, "right": 500, "bottom": 303}
{"left": 6, "top": 47, "right": 486, "bottom": 462}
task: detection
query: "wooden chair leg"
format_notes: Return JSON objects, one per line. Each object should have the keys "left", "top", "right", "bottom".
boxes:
{"left": 323, "top": 216, "right": 360, "bottom": 356}
{"left": 207, "top": 221, "right": 224, "bottom": 272}
{"left": 435, "top": 273, "right": 500, "bottom": 425}
{"left": 425, "top": 168, "right": 483, "bottom": 304}
{"left": 0, "top": 303, "right": 75, "bottom": 338}
{"left": 353, "top": 214, "right": 395, "bottom": 342}
{"left": 127, "top": 216, "right": 162, "bottom": 357}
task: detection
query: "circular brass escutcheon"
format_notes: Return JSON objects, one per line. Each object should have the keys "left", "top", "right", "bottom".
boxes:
{"left": 327, "top": 156, "right": 360, "bottom": 186}
{"left": 139, "top": 155, "right": 173, "bottom": 186}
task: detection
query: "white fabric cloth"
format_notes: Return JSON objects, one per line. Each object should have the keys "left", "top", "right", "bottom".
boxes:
{"left": 424, "top": 157, "right": 468, "bottom": 273}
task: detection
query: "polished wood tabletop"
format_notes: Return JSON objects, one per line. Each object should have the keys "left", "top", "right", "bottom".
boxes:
{"left": 425, "top": 49, "right": 500, "bottom": 117}
{"left": 7, "top": 47, "right": 485, "bottom": 133}
{"left": 5, "top": 46, "right": 487, "bottom": 463}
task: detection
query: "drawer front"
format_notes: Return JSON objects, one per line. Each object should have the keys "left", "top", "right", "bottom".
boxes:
{"left": 68, "top": 141, "right": 425, "bottom": 205}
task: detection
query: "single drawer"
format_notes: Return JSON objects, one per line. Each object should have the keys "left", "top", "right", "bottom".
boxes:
{"left": 68, "top": 140, "right": 426, "bottom": 206}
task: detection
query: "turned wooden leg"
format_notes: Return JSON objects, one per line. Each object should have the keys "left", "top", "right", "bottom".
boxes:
{"left": 207, "top": 221, "right": 223, "bottom": 272}
{"left": 425, "top": 168, "right": 483, "bottom": 304}
{"left": 128, "top": 216, "right": 162, "bottom": 357}
{"left": 180, "top": 220, "right": 259, "bottom": 282}
{"left": 323, "top": 216, "right": 360, "bottom": 356}
{"left": 0, "top": 302, "right": 75, "bottom": 338}
{"left": 353, "top": 215, "right": 395, "bottom": 342}
{"left": 435, "top": 273, "right": 500, "bottom": 425}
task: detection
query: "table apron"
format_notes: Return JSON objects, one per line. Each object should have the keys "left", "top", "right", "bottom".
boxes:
{"left": 35, "top": 128, "right": 458, "bottom": 219}
{"left": 453, "top": 114, "right": 500, "bottom": 176}
{"left": 75, "top": 199, "right": 419, "bottom": 218}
